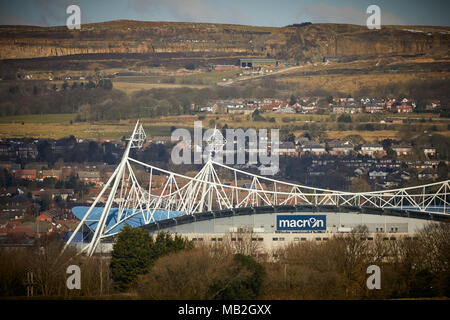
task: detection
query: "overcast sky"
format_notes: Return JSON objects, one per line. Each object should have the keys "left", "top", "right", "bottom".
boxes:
{"left": 0, "top": 0, "right": 449, "bottom": 27}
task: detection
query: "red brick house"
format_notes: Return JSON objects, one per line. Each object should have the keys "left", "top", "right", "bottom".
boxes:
{"left": 36, "top": 213, "right": 52, "bottom": 223}
{"left": 15, "top": 169, "right": 37, "bottom": 180}
{"left": 41, "top": 169, "right": 62, "bottom": 180}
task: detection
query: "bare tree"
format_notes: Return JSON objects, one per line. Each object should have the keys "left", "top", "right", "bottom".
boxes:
{"left": 209, "top": 227, "right": 263, "bottom": 258}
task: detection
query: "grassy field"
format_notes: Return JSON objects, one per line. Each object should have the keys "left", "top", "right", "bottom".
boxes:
{"left": 112, "top": 82, "right": 209, "bottom": 94}
{"left": 0, "top": 113, "right": 75, "bottom": 124}
{"left": 112, "top": 69, "right": 240, "bottom": 93}
{"left": 0, "top": 121, "right": 183, "bottom": 140}
{"left": 0, "top": 113, "right": 449, "bottom": 142}
{"left": 278, "top": 71, "right": 450, "bottom": 96}
{"left": 0, "top": 122, "right": 130, "bottom": 139}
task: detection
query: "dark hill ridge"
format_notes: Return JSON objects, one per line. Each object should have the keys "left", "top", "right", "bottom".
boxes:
{"left": 0, "top": 20, "right": 449, "bottom": 62}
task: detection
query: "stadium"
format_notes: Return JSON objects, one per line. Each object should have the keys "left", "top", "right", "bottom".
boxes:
{"left": 65, "top": 122, "right": 450, "bottom": 255}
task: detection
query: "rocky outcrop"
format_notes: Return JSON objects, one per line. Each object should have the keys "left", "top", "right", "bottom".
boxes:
{"left": 0, "top": 21, "right": 449, "bottom": 61}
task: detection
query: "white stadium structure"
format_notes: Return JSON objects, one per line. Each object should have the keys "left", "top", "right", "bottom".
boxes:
{"left": 63, "top": 121, "right": 450, "bottom": 255}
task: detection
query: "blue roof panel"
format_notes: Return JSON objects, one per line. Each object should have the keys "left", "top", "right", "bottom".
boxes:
{"left": 72, "top": 206, "right": 185, "bottom": 236}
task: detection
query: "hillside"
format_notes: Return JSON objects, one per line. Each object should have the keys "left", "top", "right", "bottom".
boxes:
{"left": 0, "top": 20, "right": 449, "bottom": 62}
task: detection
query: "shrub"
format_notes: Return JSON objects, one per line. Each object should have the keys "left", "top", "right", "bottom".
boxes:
{"left": 337, "top": 114, "right": 352, "bottom": 123}
{"left": 209, "top": 254, "right": 265, "bottom": 300}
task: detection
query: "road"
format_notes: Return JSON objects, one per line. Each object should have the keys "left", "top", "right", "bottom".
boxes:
{"left": 218, "top": 65, "right": 303, "bottom": 86}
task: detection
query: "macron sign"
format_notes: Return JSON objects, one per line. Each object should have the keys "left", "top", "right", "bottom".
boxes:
{"left": 276, "top": 215, "right": 326, "bottom": 231}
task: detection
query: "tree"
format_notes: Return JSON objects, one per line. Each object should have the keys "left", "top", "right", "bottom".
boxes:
{"left": 209, "top": 254, "right": 266, "bottom": 300}
{"left": 0, "top": 169, "right": 14, "bottom": 188}
{"left": 438, "top": 161, "right": 448, "bottom": 180}
{"left": 251, "top": 109, "right": 264, "bottom": 121}
{"left": 289, "top": 95, "right": 297, "bottom": 106}
{"left": 135, "top": 248, "right": 218, "bottom": 299}
{"left": 110, "top": 226, "right": 155, "bottom": 291}
{"left": 285, "top": 133, "right": 296, "bottom": 143}
{"left": 385, "top": 147, "right": 396, "bottom": 159}
{"left": 98, "top": 79, "right": 113, "bottom": 90}
{"left": 110, "top": 227, "right": 192, "bottom": 291}
{"left": 86, "top": 80, "right": 96, "bottom": 89}
{"left": 40, "top": 192, "right": 51, "bottom": 211}
{"left": 349, "top": 177, "right": 371, "bottom": 192}
{"left": 381, "top": 139, "right": 393, "bottom": 150}
{"left": 337, "top": 114, "right": 352, "bottom": 123}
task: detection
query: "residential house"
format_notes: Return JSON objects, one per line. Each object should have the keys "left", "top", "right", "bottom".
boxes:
{"left": 34, "top": 188, "right": 74, "bottom": 201}
{"left": 36, "top": 213, "right": 53, "bottom": 223}
{"left": 368, "top": 169, "right": 389, "bottom": 180}
{"left": 308, "top": 168, "right": 326, "bottom": 176}
{"left": 360, "top": 143, "right": 386, "bottom": 157}
{"left": 301, "top": 144, "right": 326, "bottom": 156}
{"left": 332, "top": 105, "right": 363, "bottom": 114}
{"left": 299, "top": 103, "right": 318, "bottom": 114}
{"left": 273, "top": 142, "right": 297, "bottom": 156}
{"left": 391, "top": 143, "right": 413, "bottom": 156}
{"left": 17, "top": 144, "right": 38, "bottom": 159}
{"left": 396, "top": 98, "right": 414, "bottom": 113}
{"left": 150, "top": 136, "right": 172, "bottom": 145}
{"left": 15, "top": 169, "right": 37, "bottom": 180}
{"left": 258, "top": 104, "right": 278, "bottom": 112}
{"left": 425, "top": 100, "right": 440, "bottom": 111}
{"left": 275, "top": 105, "right": 296, "bottom": 114}
{"left": 77, "top": 171, "right": 102, "bottom": 185}
{"left": 200, "top": 106, "right": 213, "bottom": 112}
{"left": 329, "top": 142, "right": 354, "bottom": 156}
{"left": 0, "top": 195, "right": 37, "bottom": 222}
{"left": 0, "top": 144, "right": 16, "bottom": 159}
{"left": 42, "top": 169, "right": 62, "bottom": 180}
{"left": 418, "top": 169, "right": 438, "bottom": 180}
{"left": 423, "top": 145, "right": 437, "bottom": 158}
{"left": 364, "top": 104, "right": 384, "bottom": 113}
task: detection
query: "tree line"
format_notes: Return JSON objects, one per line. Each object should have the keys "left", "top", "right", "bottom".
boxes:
{"left": 1, "top": 221, "right": 449, "bottom": 299}
{"left": 0, "top": 79, "right": 117, "bottom": 117}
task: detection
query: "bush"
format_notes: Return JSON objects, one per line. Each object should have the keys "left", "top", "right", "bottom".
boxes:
{"left": 98, "top": 79, "right": 113, "bottom": 90}
{"left": 135, "top": 245, "right": 265, "bottom": 300}
{"left": 337, "top": 114, "right": 352, "bottom": 123}
{"left": 209, "top": 254, "right": 265, "bottom": 300}
{"left": 135, "top": 247, "right": 220, "bottom": 299}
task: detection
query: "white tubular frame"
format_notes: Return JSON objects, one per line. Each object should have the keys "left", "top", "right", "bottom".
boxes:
{"left": 64, "top": 121, "right": 450, "bottom": 256}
